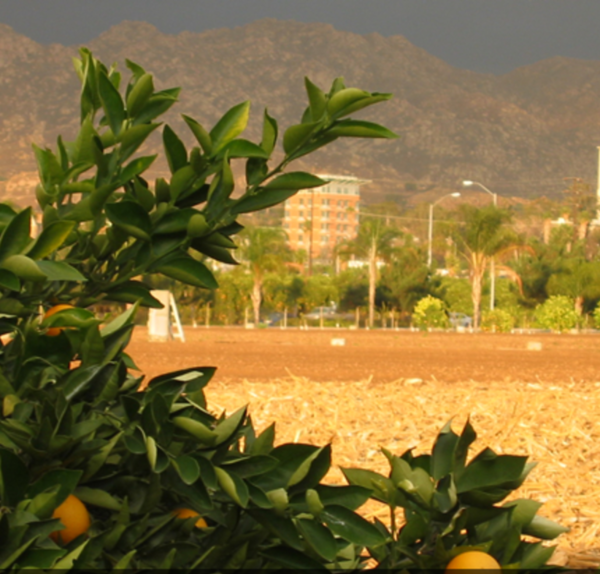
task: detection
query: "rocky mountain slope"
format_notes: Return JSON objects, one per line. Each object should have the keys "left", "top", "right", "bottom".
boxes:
{"left": 1, "top": 19, "right": 600, "bottom": 206}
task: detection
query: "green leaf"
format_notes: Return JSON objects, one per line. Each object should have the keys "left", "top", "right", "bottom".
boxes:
{"left": 327, "top": 119, "right": 398, "bottom": 139}
{"left": 106, "top": 201, "right": 152, "bottom": 241}
{"left": 170, "top": 165, "right": 197, "bottom": 201}
{"left": 265, "top": 171, "right": 326, "bottom": 191}
{"left": 214, "top": 406, "right": 247, "bottom": 446}
{"left": 191, "top": 242, "right": 238, "bottom": 265}
{"left": 322, "top": 504, "right": 386, "bottom": 547}
{"left": 182, "top": 114, "right": 212, "bottom": 155}
{"left": 33, "top": 145, "right": 63, "bottom": 189}
{"left": 172, "top": 455, "right": 201, "bottom": 485}
{"left": 27, "top": 220, "right": 76, "bottom": 260}
{"left": 332, "top": 92, "right": 393, "bottom": 118}
{"left": 210, "top": 101, "right": 250, "bottom": 153}
{"left": 316, "top": 485, "right": 372, "bottom": 511}
{"left": 0, "top": 255, "right": 46, "bottom": 282}
{"left": 218, "top": 139, "right": 269, "bottom": 159}
{"left": 341, "top": 467, "right": 396, "bottom": 505}
{"left": 283, "top": 121, "right": 319, "bottom": 154}
{"left": 126, "top": 72, "right": 154, "bottom": 117}
{"left": 326, "top": 87, "right": 370, "bottom": 117}
{"left": 101, "top": 302, "right": 139, "bottom": 338}
{"left": 70, "top": 115, "right": 98, "bottom": 164}
{"left": 222, "top": 455, "right": 278, "bottom": 478}
{"left": 297, "top": 518, "right": 338, "bottom": 561}
{"left": 0, "top": 207, "right": 32, "bottom": 260}
{"left": 75, "top": 487, "right": 122, "bottom": 510}
{"left": 231, "top": 188, "right": 298, "bottom": 215}
{"left": 120, "top": 155, "right": 157, "bottom": 183}
{"left": 288, "top": 446, "right": 326, "bottom": 487}
{"left": 98, "top": 71, "right": 125, "bottom": 135}
{"left": 119, "top": 123, "right": 160, "bottom": 161}
{"left": 163, "top": 124, "right": 188, "bottom": 173}
{"left": 0, "top": 269, "right": 20, "bottom": 291}
{"left": 36, "top": 260, "right": 87, "bottom": 282}
{"left": 154, "top": 208, "right": 197, "bottom": 235}
{"left": 457, "top": 451, "right": 528, "bottom": 493}
{"left": 215, "top": 467, "right": 249, "bottom": 507}
{"left": 41, "top": 307, "right": 97, "bottom": 331}
{"left": 251, "top": 422, "right": 275, "bottom": 455}
{"left": 519, "top": 541, "right": 556, "bottom": 569}
{"left": 304, "top": 77, "right": 327, "bottom": 121}
{"left": 172, "top": 416, "right": 217, "bottom": 445}
{"left": 522, "top": 514, "right": 569, "bottom": 540}
{"left": 260, "top": 108, "right": 278, "bottom": 155}
{"left": 133, "top": 89, "right": 181, "bottom": 125}
{"left": 156, "top": 255, "right": 218, "bottom": 289}
{"left": 105, "top": 281, "right": 163, "bottom": 308}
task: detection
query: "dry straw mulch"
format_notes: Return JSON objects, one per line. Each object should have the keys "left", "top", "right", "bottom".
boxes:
{"left": 205, "top": 374, "right": 600, "bottom": 569}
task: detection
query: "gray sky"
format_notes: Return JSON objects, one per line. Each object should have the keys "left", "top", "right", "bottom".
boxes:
{"left": 3, "top": 0, "right": 600, "bottom": 74}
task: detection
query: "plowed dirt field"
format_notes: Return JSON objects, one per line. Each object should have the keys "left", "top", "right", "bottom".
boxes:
{"left": 128, "top": 327, "right": 600, "bottom": 568}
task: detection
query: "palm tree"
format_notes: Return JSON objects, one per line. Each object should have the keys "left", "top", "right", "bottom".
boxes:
{"left": 237, "top": 226, "right": 292, "bottom": 325}
{"left": 338, "top": 219, "right": 401, "bottom": 328}
{"left": 452, "top": 205, "right": 521, "bottom": 330}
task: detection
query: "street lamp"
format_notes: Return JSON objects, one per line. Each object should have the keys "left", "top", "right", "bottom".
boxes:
{"left": 462, "top": 180, "right": 498, "bottom": 310}
{"left": 427, "top": 192, "right": 461, "bottom": 267}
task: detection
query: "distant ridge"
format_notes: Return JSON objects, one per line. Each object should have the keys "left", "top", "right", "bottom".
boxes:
{"left": 1, "top": 18, "right": 600, "bottom": 206}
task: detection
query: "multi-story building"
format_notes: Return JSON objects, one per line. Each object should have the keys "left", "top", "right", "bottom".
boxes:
{"left": 282, "top": 174, "right": 368, "bottom": 260}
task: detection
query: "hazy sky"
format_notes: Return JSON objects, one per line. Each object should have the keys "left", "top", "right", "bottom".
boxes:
{"left": 2, "top": 1, "right": 600, "bottom": 74}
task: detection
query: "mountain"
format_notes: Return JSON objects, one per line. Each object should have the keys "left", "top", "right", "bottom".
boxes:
{"left": 1, "top": 19, "right": 600, "bottom": 206}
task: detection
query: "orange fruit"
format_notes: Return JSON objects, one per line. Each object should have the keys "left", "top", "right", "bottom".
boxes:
{"left": 49, "top": 494, "right": 91, "bottom": 544}
{"left": 43, "top": 304, "right": 74, "bottom": 336}
{"left": 446, "top": 550, "right": 501, "bottom": 571}
{"left": 173, "top": 507, "right": 208, "bottom": 528}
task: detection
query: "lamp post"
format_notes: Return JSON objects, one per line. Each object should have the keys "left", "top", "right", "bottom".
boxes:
{"left": 427, "top": 192, "right": 461, "bottom": 267}
{"left": 462, "top": 180, "right": 498, "bottom": 310}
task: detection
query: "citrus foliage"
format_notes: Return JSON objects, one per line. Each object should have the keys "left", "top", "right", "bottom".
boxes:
{"left": 0, "top": 49, "right": 396, "bottom": 571}
{"left": 343, "top": 419, "right": 568, "bottom": 571}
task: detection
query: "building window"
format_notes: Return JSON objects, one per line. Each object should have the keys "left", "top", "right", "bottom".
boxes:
{"left": 323, "top": 211, "right": 329, "bottom": 220}
{"left": 321, "top": 235, "right": 329, "bottom": 243}
{"left": 321, "top": 223, "right": 328, "bottom": 230}
{"left": 299, "top": 198, "right": 304, "bottom": 205}
{"left": 299, "top": 210, "right": 304, "bottom": 219}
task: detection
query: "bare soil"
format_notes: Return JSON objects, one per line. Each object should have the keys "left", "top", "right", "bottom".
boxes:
{"left": 128, "top": 327, "right": 600, "bottom": 568}
{"left": 129, "top": 326, "right": 600, "bottom": 385}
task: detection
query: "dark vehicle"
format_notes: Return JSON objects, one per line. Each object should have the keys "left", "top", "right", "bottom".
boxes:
{"left": 449, "top": 312, "right": 473, "bottom": 328}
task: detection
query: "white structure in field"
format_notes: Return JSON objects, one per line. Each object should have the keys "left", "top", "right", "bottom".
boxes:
{"left": 147, "top": 290, "right": 185, "bottom": 342}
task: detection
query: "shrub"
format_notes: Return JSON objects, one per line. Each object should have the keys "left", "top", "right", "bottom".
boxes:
{"left": 481, "top": 308, "right": 516, "bottom": 332}
{"left": 593, "top": 303, "right": 600, "bottom": 329}
{"left": 534, "top": 295, "right": 579, "bottom": 332}
{"left": 412, "top": 295, "right": 449, "bottom": 330}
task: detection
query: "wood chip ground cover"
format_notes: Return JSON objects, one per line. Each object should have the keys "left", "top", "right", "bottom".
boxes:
{"left": 129, "top": 327, "right": 600, "bottom": 568}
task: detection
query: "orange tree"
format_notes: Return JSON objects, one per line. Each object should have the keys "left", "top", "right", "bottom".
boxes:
{"left": 0, "top": 49, "right": 566, "bottom": 572}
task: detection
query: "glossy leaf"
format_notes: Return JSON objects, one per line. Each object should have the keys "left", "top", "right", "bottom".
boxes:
{"left": 170, "top": 165, "right": 197, "bottom": 201}
{"left": 218, "top": 139, "right": 269, "bottom": 159}
{"left": 182, "top": 114, "right": 212, "bottom": 155}
{"left": 0, "top": 208, "right": 32, "bottom": 260}
{"left": 120, "top": 155, "right": 157, "bottom": 184}
{"left": 210, "top": 101, "right": 250, "bottom": 153}
{"left": 231, "top": 189, "right": 298, "bottom": 215}
{"left": 0, "top": 255, "right": 46, "bottom": 282}
{"left": 119, "top": 123, "right": 160, "bottom": 161}
{"left": 304, "top": 77, "right": 327, "bottom": 121}
{"left": 126, "top": 72, "right": 154, "bottom": 117}
{"left": 163, "top": 124, "right": 188, "bottom": 173}
{"left": 36, "top": 261, "right": 86, "bottom": 282}
{"left": 104, "top": 281, "right": 163, "bottom": 308}
{"left": 215, "top": 467, "right": 249, "bottom": 507}
{"left": 327, "top": 119, "right": 398, "bottom": 139}
{"left": 0, "top": 270, "right": 20, "bottom": 291}
{"left": 283, "top": 121, "right": 319, "bottom": 154}
{"left": 98, "top": 71, "right": 125, "bottom": 135}
{"left": 260, "top": 108, "right": 278, "bottom": 155}
{"left": 156, "top": 255, "right": 218, "bottom": 289}
{"left": 322, "top": 504, "right": 386, "bottom": 547}
{"left": 296, "top": 518, "right": 338, "bottom": 561}
{"left": 106, "top": 201, "right": 152, "bottom": 241}
{"left": 27, "top": 221, "right": 76, "bottom": 260}
{"left": 265, "top": 172, "right": 326, "bottom": 191}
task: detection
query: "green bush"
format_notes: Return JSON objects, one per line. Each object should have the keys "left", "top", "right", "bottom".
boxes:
{"left": 481, "top": 308, "right": 516, "bottom": 333}
{"left": 412, "top": 295, "right": 449, "bottom": 330}
{"left": 534, "top": 295, "right": 579, "bottom": 332}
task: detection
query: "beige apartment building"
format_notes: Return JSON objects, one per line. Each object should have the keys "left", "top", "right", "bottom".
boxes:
{"left": 282, "top": 174, "right": 368, "bottom": 259}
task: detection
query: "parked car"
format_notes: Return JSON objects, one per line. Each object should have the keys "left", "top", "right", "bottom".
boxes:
{"left": 449, "top": 312, "right": 473, "bottom": 328}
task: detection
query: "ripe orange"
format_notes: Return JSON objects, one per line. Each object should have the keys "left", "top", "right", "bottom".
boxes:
{"left": 173, "top": 507, "right": 208, "bottom": 528}
{"left": 446, "top": 551, "right": 501, "bottom": 571}
{"left": 49, "top": 494, "right": 91, "bottom": 544}
{"left": 43, "top": 304, "right": 74, "bottom": 336}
